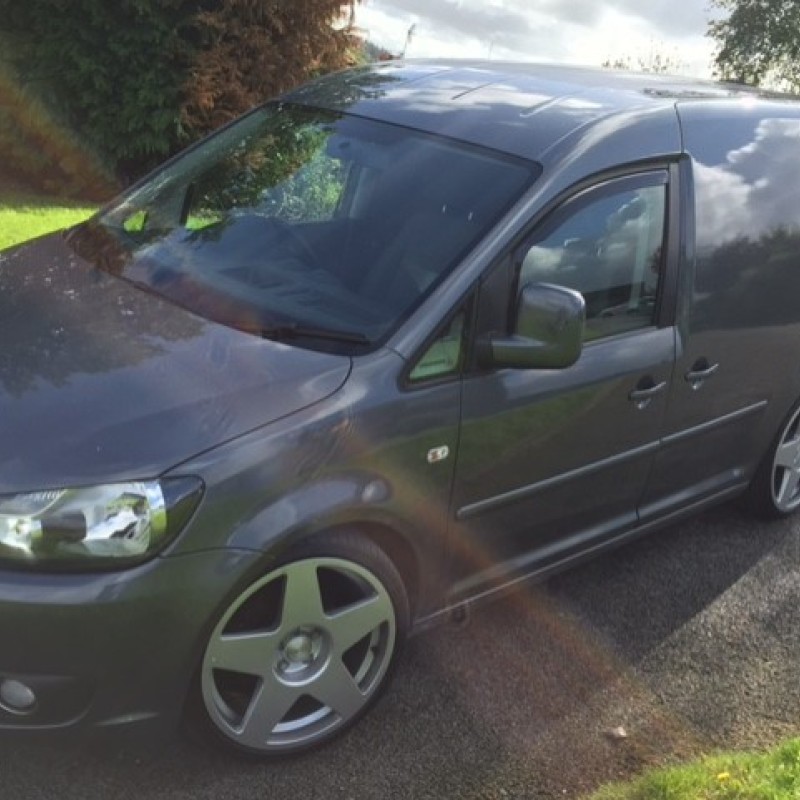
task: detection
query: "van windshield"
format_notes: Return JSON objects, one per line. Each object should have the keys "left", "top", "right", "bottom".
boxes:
{"left": 73, "top": 104, "right": 536, "bottom": 351}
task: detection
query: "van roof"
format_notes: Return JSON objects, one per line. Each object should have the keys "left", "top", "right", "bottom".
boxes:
{"left": 286, "top": 60, "right": 798, "bottom": 162}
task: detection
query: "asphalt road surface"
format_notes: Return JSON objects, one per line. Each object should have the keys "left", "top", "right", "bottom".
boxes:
{"left": 3, "top": 503, "right": 799, "bottom": 799}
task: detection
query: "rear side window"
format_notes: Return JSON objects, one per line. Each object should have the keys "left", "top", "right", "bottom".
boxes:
{"left": 518, "top": 172, "right": 667, "bottom": 341}
{"left": 680, "top": 110, "right": 800, "bottom": 328}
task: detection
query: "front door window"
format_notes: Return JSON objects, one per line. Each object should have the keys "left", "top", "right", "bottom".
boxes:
{"left": 519, "top": 174, "right": 667, "bottom": 341}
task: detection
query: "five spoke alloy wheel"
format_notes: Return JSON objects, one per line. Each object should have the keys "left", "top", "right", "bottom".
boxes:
{"left": 199, "top": 535, "right": 407, "bottom": 756}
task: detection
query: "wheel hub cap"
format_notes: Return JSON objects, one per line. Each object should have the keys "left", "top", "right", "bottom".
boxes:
{"left": 284, "top": 633, "right": 315, "bottom": 665}
{"left": 276, "top": 628, "right": 328, "bottom": 680}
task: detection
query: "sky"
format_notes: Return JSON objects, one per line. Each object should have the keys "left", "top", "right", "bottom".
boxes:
{"left": 354, "top": 0, "right": 724, "bottom": 78}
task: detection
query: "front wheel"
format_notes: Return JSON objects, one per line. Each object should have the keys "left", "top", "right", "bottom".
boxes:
{"left": 745, "top": 400, "right": 800, "bottom": 518}
{"left": 192, "top": 532, "right": 409, "bottom": 757}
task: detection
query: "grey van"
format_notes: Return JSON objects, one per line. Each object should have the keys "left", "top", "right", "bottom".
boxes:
{"left": 1, "top": 61, "right": 800, "bottom": 756}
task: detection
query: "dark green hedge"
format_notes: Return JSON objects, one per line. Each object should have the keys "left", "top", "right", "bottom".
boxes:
{"left": 0, "top": 1, "right": 196, "bottom": 179}
{"left": 0, "top": 62, "right": 117, "bottom": 200}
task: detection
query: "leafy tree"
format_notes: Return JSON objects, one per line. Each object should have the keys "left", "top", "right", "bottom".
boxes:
{"left": 709, "top": 0, "right": 800, "bottom": 90}
{"left": 186, "top": 107, "right": 345, "bottom": 223}
{"left": 0, "top": 1, "right": 193, "bottom": 179}
{"left": 361, "top": 41, "right": 396, "bottom": 63}
{"left": 602, "top": 49, "right": 685, "bottom": 74}
{"left": 0, "top": 63, "right": 115, "bottom": 200}
{"left": 182, "top": 1, "right": 362, "bottom": 138}
{"left": 0, "top": 1, "right": 360, "bottom": 181}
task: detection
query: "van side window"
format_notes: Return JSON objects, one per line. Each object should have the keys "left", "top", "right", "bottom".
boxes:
{"left": 519, "top": 175, "right": 667, "bottom": 341}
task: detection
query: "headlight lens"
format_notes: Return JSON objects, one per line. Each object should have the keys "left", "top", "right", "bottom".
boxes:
{"left": 0, "top": 478, "right": 203, "bottom": 569}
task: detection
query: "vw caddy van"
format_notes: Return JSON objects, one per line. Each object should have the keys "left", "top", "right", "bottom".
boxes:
{"left": 1, "top": 61, "right": 800, "bottom": 756}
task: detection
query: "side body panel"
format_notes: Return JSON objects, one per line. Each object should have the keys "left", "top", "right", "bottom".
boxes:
{"left": 641, "top": 101, "right": 800, "bottom": 516}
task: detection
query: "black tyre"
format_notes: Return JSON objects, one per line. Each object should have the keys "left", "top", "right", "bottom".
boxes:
{"left": 189, "top": 531, "right": 409, "bottom": 757}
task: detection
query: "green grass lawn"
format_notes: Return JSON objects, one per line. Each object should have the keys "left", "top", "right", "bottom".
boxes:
{"left": 592, "top": 738, "right": 800, "bottom": 799}
{"left": 0, "top": 193, "right": 96, "bottom": 250}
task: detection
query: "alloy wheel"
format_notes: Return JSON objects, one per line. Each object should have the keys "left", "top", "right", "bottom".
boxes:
{"left": 201, "top": 556, "right": 397, "bottom": 753}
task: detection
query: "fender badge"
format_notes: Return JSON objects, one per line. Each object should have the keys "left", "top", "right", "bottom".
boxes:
{"left": 427, "top": 446, "right": 450, "bottom": 464}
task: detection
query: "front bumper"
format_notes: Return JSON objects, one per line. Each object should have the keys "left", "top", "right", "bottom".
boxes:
{"left": 0, "top": 548, "right": 262, "bottom": 736}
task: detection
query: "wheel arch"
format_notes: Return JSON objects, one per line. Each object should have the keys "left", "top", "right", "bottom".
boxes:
{"left": 344, "top": 521, "right": 421, "bottom": 619}
{"left": 274, "top": 520, "right": 422, "bottom": 621}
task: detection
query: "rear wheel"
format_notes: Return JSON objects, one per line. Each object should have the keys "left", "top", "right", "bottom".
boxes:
{"left": 745, "top": 401, "right": 800, "bottom": 518}
{"left": 194, "top": 532, "right": 409, "bottom": 757}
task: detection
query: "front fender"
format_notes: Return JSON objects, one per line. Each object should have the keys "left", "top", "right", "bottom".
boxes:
{"left": 164, "top": 349, "right": 463, "bottom": 619}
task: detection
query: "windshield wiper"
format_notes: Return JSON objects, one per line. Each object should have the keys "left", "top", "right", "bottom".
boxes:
{"left": 261, "top": 323, "right": 371, "bottom": 346}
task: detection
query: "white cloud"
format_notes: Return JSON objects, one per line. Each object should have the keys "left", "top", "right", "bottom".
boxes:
{"left": 356, "top": 0, "right": 721, "bottom": 78}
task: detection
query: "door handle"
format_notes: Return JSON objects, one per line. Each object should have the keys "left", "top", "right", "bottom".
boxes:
{"left": 685, "top": 361, "right": 719, "bottom": 391}
{"left": 629, "top": 381, "right": 667, "bottom": 410}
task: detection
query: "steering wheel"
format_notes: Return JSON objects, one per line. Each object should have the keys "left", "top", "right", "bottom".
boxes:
{"left": 262, "top": 217, "right": 319, "bottom": 268}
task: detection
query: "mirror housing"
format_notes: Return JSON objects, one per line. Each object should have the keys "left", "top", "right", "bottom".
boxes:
{"left": 478, "top": 283, "right": 585, "bottom": 370}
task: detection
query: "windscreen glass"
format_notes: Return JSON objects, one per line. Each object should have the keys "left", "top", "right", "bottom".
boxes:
{"left": 73, "top": 104, "right": 536, "bottom": 351}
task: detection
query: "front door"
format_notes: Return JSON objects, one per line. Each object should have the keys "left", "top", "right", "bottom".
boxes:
{"left": 449, "top": 169, "right": 677, "bottom": 601}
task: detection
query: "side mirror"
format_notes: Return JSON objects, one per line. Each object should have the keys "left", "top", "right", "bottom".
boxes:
{"left": 478, "top": 283, "right": 585, "bottom": 370}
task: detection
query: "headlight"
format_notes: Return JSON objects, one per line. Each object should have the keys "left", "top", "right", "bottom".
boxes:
{"left": 0, "top": 478, "right": 203, "bottom": 570}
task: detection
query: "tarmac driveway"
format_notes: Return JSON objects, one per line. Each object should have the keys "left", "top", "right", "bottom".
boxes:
{"left": 3, "top": 503, "right": 799, "bottom": 799}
